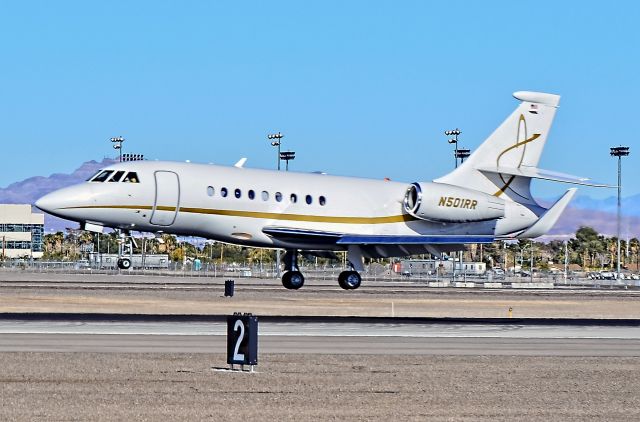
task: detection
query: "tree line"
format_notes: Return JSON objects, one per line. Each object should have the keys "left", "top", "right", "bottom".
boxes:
{"left": 40, "top": 226, "right": 640, "bottom": 271}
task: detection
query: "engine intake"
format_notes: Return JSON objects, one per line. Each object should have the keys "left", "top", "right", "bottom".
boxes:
{"left": 403, "top": 182, "right": 505, "bottom": 223}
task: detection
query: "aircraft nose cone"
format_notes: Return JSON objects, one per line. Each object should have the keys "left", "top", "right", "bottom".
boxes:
{"left": 35, "top": 192, "right": 58, "bottom": 213}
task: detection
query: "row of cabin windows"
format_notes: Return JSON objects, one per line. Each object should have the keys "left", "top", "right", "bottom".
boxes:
{"left": 206, "top": 186, "right": 326, "bottom": 206}
{"left": 88, "top": 170, "right": 140, "bottom": 183}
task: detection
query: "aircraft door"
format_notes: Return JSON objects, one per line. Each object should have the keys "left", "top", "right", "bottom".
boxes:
{"left": 150, "top": 171, "right": 180, "bottom": 226}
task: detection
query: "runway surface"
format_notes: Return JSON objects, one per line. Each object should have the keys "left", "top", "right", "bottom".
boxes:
{"left": 1, "top": 318, "right": 638, "bottom": 356}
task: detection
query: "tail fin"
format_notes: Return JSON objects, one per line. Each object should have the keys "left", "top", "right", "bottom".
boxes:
{"left": 435, "top": 91, "right": 560, "bottom": 205}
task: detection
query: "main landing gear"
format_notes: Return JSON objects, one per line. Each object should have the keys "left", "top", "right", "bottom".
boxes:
{"left": 280, "top": 247, "right": 364, "bottom": 290}
{"left": 281, "top": 250, "right": 305, "bottom": 289}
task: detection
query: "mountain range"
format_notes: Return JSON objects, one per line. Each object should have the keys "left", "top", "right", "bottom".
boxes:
{"left": 2, "top": 159, "right": 639, "bottom": 239}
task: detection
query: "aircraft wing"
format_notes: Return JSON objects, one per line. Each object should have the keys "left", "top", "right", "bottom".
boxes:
{"left": 336, "top": 235, "right": 494, "bottom": 244}
{"left": 263, "top": 227, "right": 493, "bottom": 245}
{"left": 262, "top": 227, "right": 343, "bottom": 245}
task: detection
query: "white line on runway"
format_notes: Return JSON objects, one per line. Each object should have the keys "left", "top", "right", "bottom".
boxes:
{"left": 0, "top": 321, "right": 639, "bottom": 339}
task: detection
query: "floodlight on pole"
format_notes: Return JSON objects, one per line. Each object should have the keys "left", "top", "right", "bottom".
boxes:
{"left": 110, "top": 136, "right": 125, "bottom": 162}
{"left": 610, "top": 146, "right": 630, "bottom": 279}
{"left": 444, "top": 128, "right": 461, "bottom": 168}
{"left": 267, "top": 131, "right": 285, "bottom": 279}
{"left": 268, "top": 132, "right": 284, "bottom": 171}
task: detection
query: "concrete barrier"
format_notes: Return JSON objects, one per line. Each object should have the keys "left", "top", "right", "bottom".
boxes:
{"left": 483, "top": 282, "right": 503, "bottom": 288}
{"left": 511, "top": 282, "right": 555, "bottom": 289}
{"left": 454, "top": 282, "right": 476, "bottom": 288}
{"left": 428, "top": 281, "right": 450, "bottom": 287}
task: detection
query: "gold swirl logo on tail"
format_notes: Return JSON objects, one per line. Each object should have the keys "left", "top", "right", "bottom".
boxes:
{"left": 493, "top": 114, "right": 540, "bottom": 197}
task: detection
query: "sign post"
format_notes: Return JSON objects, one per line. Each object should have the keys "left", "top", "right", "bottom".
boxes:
{"left": 227, "top": 313, "right": 258, "bottom": 371}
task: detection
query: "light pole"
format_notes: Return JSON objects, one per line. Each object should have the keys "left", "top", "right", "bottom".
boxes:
{"left": 280, "top": 150, "right": 296, "bottom": 171}
{"left": 268, "top": 131, "right": 284, "bottom": 277}
{"left": 610, "top": 146, "right": 630, "bottom": 279}
{"left": 111, "top": 136, "right": 125, "bottom": 162}
{"left": 455, "top": 148, "right": 471, "bottom": 164}
{"left": 445, "top": 128, "right": 461, "bottom": 168}
{"left": 268, "top": 132, "right": 284, "bottom": 171}
{"left": 530, "top": 240, "right": 534, "bottom": 283}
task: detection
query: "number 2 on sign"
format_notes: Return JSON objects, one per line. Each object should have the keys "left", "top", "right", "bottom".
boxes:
{"left": 233, "top": 319, "right": 245, "bottom": 361}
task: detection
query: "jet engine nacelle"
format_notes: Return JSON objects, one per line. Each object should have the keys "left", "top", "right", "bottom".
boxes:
{"left": 403, "top": 182, "right": 506, "bottom": 223}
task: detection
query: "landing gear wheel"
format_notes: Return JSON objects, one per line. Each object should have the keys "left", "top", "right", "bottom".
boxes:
{"left": 338, "top": 271, "right": 361, "bottom": 290}
{"left": 282, "top": 271, "right": 305, "bottom": 290}
{"left": 117, "top": 258, "right": 131, "bottom": 270}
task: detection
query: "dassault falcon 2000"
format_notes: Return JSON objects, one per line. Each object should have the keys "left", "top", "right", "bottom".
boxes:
{"left": 36, "top": 91, "right": 602, "bottom": 290}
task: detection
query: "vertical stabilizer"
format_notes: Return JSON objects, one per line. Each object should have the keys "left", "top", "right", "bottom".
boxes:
{"left": 435, "top": 91, "right": 560, "bottom": 205}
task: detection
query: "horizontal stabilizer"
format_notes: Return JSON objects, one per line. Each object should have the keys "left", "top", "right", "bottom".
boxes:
{"left": 476, "top": 166, "right": 609, "bottom": 187}
{"left": 516, "top": 188, "right": 577, "bottom": 238}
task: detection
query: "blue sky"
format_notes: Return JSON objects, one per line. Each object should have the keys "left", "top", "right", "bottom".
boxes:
{"left": 1, "top": 1, "right": 638, "bottom": 199}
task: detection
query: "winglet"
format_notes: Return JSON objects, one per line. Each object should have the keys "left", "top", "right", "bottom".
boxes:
{"left": 516, "top": 188, "right": 577, "bottom": 238}
{"left": 234, "top": 158, "right": 247, "bottom": 168}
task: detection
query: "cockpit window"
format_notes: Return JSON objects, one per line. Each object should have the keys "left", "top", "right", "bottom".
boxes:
{"left": 86, "top": 170, "right": 103, "bottom": 181}
{"left": 108, "top": 171, "right": 126, "bottom": 182}
{"left": 122, "top": 172, "right": 140, "bottom": 183}
{"left": 90, "top": 170, "right": 114, "bottom": 183}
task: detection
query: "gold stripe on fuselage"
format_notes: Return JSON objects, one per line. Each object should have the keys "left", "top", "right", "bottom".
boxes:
{"left": 61, "top": 205, "right": 417, "bottom": 224}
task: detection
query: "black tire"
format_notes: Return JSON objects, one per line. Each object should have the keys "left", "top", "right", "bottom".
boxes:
{"left": 282, "top": 271, "right": 305, "bottom": 290}
{"left": 338, "top": 271, "right": 361, "bottom": 290}
{"left": 118, "top": 258, "right": 132, "bottom": 270}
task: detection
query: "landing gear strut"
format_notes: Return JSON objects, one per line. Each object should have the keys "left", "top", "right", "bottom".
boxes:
{"left": 116, "top": 229, "right": 136, "bottom": 270}
{"left": 281, "top": 250, "right": 304, "bottom": 289}
{"left": 337, "top": 246, "right": 364, "bottom": 290}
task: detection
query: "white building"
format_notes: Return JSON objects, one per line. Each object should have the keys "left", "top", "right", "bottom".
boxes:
{"left": 398, "top": 258, "right": 486, "bottom": 276}
{"left": 0, "top": 204, "right": 45, "bottom": 259}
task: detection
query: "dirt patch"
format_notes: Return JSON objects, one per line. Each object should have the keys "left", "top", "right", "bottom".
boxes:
{"left": 0, "top": 353, "right": 638, "bottom": 421}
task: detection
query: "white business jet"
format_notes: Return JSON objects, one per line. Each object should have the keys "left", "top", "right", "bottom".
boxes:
{"left": 36, "top": 91, "right": 600, "bottom": 290}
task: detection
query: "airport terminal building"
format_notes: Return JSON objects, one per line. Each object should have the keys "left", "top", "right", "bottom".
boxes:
{"left": 0, "top": 204, "right": 44, "bottom": 259}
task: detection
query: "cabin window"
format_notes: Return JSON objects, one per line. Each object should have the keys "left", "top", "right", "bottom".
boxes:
{"left": 109, "top": 171, "right": 126, "bottom": 182}
{"left": 248, "top": 190, "right": 255, "bottom": 200}
{"left": 290, "top": 193, "right": 297, "bottom": 203}
{"left": 305, "top": 195, "right": 313, "bottom": 205}
{"left": 207, "top": 186, "right": 215, "bottom": 197}
{"left": 235, "top": 188, "right": 242, "bottom": 199}
{"left": 91, "top": 170, "right": 114, "bottom": 183}
{"left": 319, "top": 195, "right": 326, "bottom": 206}
{"left": 221, "top": 187, "right": 228, "bottom": 197}
{"left": 275, "top": 192, "right": 283, "bottom": 202}
{"left": 122, "top": 172, "right": 139, "bottom": 183}
{"left": 261, "top": 191, "right": 269, "bottom": 201}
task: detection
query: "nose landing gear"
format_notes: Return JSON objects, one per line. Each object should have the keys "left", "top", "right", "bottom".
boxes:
{"left": 116, "top": 229, "right": 136, "bottom": 270}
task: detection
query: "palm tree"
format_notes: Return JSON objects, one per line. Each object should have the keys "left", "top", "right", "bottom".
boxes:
{"left": 630, "top": 238, "right": 640, "bottom": 271}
